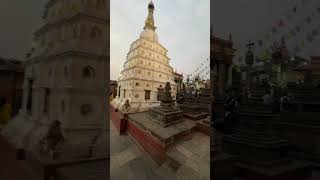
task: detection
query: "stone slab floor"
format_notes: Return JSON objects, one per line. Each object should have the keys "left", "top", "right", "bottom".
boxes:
{"left": 110, "top": 119, "right": 176, "bottom": 180}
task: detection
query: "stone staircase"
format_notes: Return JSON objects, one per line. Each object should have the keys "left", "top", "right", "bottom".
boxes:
{"left": 165, "top": 132, "right": 210, "bottom": 180}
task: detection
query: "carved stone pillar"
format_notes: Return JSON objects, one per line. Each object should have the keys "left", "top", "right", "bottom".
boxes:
{"left": 218, "top": 63, "right": 226, "bottom": 96}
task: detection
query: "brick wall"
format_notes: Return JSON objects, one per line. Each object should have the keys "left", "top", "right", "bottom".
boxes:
{"left": 127, "top": 120, "right": 166, "bottom": 165}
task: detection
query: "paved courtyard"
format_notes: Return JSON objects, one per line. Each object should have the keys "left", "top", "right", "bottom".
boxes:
{"left": 110, "top": 119, "right": 176, "bottom": 180}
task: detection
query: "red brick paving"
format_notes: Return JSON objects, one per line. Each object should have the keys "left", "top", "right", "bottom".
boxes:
{"left": 0, "top": 135, "right": 32, "bottom": 180}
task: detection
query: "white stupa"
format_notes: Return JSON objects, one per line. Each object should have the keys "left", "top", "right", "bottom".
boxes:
{"left": 2, "top": 0, "right": 109, "bottom": 160}
{"left": 112, "top": 1, "right": 177, "bottom": 112}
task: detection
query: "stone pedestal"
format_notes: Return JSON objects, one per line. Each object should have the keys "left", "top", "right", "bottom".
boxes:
{"left": 149, "top": 82, "right": 184, "bottom": 127}
{"left": 149, "top": 105, "right": 184, "bottom": 127}
{"left": 179, "top": 97, "right": 209, "bottom": 121}
{"left": 127, "top": 112, "right": 195, "bottom": 165}
{"left": 198, "top": 88, "right": 211, "bottom": 113}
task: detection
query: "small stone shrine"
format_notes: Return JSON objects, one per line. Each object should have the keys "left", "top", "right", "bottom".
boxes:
{"left": 149, "top": 82, "right": 184, "bottom": 127}
{"left": 179, "top": 92, "right": 209, "bottom": 121}
{"left": 223, "top": 82, "right": 311, "bottom": 180}
{"left": 274, "top": 67, "right": 320, "bottom": 165}
{"left": 197, "top": 88, "right": 212, "bottom": 113}
{"left": 126, "top": 83, "right": 197, "bottom": 164}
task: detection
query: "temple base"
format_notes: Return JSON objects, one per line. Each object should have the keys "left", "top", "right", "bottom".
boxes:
{"left": 149, "top": 105, "right": 184, "bottom": 127}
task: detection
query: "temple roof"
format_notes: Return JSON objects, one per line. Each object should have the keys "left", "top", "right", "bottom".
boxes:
{"left": 43, "top": 0, "right": 59, "bottom": 19}
{"left": 0, "top": 57, "right": 24, "bottom": 71}
{"left": 211, "top": 36, "right": 234, "bottom": 49}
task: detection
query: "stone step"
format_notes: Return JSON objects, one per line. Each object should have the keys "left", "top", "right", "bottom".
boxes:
{"left": 153, "top": 160, "right": 177, "bottom": 180}
{"left": 166, "top": 132, "right": 210, "bottom": 180}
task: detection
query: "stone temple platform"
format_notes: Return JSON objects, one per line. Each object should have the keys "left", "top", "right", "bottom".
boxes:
{"left": 128, "top": 112, "right": 196, "bottom": 148}
{"left": 110, "top": 105, "right": 210, "bottom": 179}
{"left": 110, "top": 82, "right": 210, "bottom": 179}
{"left": 127, "top": 112, "right": 210, "bottom": 179}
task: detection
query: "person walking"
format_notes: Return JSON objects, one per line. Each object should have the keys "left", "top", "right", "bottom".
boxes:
{"left": 262, "top": 90, "right": 273, "bottom": 106}
{"left": 0, "top": 98, "right": 12, "bottom": 128}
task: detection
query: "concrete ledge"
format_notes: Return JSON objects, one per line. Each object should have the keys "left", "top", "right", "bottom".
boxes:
{"left": 183, "top": 112, "right": 209, "bottom": 121}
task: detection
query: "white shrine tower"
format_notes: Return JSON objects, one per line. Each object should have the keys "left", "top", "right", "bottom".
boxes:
{"left": 2, "top": 0, "right": 109, "bottom": 160}
{"left": 112, "top": 1, "right": 177, "bottom": 112}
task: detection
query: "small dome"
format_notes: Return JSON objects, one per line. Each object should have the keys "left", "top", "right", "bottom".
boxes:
{"left": 140, "top": 29, "right": 158, "bottom": 42}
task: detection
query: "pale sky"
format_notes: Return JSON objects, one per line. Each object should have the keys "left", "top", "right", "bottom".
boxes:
{"left": 212, "top": 0, "right": 320, "bottom": 63}
{"left": 110, "top": 0, "right": 210, "bottom": 80}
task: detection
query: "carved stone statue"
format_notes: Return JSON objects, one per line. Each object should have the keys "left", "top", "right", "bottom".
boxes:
{"left": 39, "top": 120, "right": 65, "bottom": 159}
{"left": 122, "top": 99, "right": 130, "bottom": 113}
{"left": 149, "top": 82, "right": 184, "bottom": 127}
{"left": 160, "top": 82, "right": 174, "bottom": 107}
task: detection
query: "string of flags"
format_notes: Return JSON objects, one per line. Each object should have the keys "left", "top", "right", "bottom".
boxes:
{"left": 257, "top": 1, "right": 320, "bottom": 48}
{"left": 190, "top": 58, "right": 210, "bottom": 79}
{"left": 255, "top": 0, "right": 320, "bottom": 60}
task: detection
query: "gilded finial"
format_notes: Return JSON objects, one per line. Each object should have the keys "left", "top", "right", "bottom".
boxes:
{"left": 144, "top": 0, "right": 156, "bottom": 31}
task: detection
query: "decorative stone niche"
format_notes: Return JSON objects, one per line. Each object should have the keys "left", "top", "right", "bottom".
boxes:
{"left": 80, "top": 104, "right": 92, "bottom": 116}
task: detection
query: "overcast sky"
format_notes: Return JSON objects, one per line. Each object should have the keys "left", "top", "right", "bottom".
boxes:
{"left": 0, "top": 0, "right": 47, "bottom": 60}
{"left": 212, "top": 0, "right": 320, "bottom": 63}
{"left": 1, "top": 0, "right": 319, "bottom": 74}
{"left": 110, "top": 0, "right": 210, "bottom": 80}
